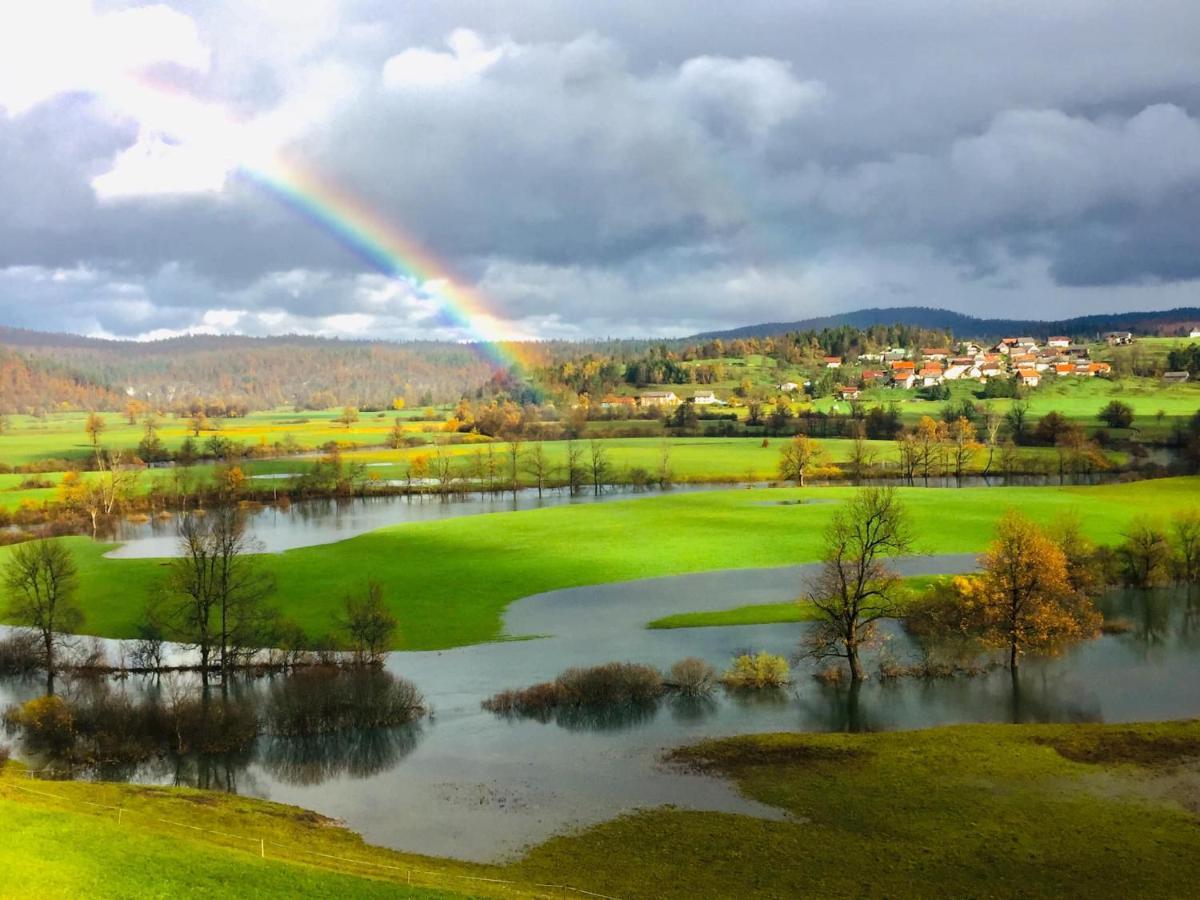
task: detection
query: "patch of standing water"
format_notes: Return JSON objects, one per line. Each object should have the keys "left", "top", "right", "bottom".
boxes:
{"left": 102, "top": 485, "right": 720, "bottom": 559}
{"left": 2, "top": 563, "right": 1198, "bottom": 863}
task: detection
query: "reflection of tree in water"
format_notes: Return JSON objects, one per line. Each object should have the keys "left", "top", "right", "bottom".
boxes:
{"left": 551, "top": 699, "right": 661, "bottom": 733}
{"left": 667, "top": 694, "right": 720, "bottom": 725}
{"left": 1003, "top": 665, "right": 1102, "bottom": 725}
{"left": 1098, "top": 588, "right": 1175, "bottom": 656}
{"left": 258, "top": 667, "right": 426, "bottom": 784}
{"left": 795, "top": 681, "right": 881, "bottom": 733}
{"left": 259, "top": 724, "right": 423, "bottom": 786}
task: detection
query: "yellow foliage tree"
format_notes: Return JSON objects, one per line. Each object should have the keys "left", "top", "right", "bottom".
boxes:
{"left": 954, "top": 510, "right": 1101, "bottom": 669}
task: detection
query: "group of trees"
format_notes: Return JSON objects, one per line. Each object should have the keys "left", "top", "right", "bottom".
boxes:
{"left": 3, "top": 515, "right": 403, "bottom": 685}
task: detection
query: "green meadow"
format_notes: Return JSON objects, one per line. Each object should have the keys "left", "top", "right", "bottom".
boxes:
{"left": 6, "top": 719, "right": 1200, "bottom": 898}
{"left": 4, "top": 478, "right": 1197, "bottom": 650}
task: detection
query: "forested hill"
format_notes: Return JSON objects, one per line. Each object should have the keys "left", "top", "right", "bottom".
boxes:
{"left": 692, "top": 306, "right": 1200, "bottom": 341}
{"left": 0, "top": 329, "right": 510, "bottom": 413}
{"left": 0, "top": 346, "right": 121, "bottom": 414}
{"left": 0, "top": 328, "right": 667, "bottom": 414}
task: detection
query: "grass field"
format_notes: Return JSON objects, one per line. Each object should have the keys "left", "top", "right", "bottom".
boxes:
{"left": 3, "top": 478, "right": 1197, "bottom": 650}
{"left": 646, "top": 575, "right": 945, "bottom": 629}
{"left": 0, "top": 407, "right": 446, "bottom": 468}
{"left": 515, "top": 720, "right": 1200, "bottom": 898}
{"left": 0, "top": 433, "right": 1132, "bottom": 512}
{"left": 6, "top": 719, "right": 1199, "bottom": 898}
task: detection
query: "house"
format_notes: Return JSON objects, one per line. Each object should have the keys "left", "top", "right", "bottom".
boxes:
{"left": 837, "top": 386, "right": 861, "bottom": 401}
{"left": 893, "top": 372, "right": 917, "bottom": 390}
{"left": 822, "top": 356, "right": 842, "bottom": 369}
{"left": 959, "top": 342, "right": 983, "bottom": 356}
{"left": 1163, "top": 371, "right": 1192, "bottom": 384}
{"left": 861, "top": 370, "right": 884, "bottom": 384}
{"left": 918, "top": 366, "right": 944, "bottom": 387}
{"left": 1017, "top": 337, "right": 1038, "bottom": 348}
{"left": 979, "top": 362, "right": 1003, "bottom": 379}
{"left": 943, "top": 364, "right": 970, "bottom": 381}
{"left": 993, "top": 338, "right": 1020, "bottom": 355}
{"left": 883, "top": 348, "right": 909, "bottom": 362}
{"left": 639, "top": 391, "right": 679, "bottom": 407}
{"left": 1090, "top": 362, "right": 1112, "bottom": 376}
{"left": 890, "top": 359, "right": 916, "bottom": 372}
{"left": 1047, "top": 336, "right": 1070, "bottom": 348}
{"left": 1017, "top": 368, "right": 1041, "bottom": 387}
{"left": 921, "top": 348, "right": 950, "bottom": 361}
{"left": 600, "top": 395, "right": 636, "bottom": 410}
{"left": 690, "top": 390, "right": 723, "bottom": 405}
{"left": 1190, "top": 329, "right": 1200, "bottom": 339}
{"left": 1013, "top": 352, "right": 1037, "bottom": 366}
{"left": 1054, "top": 363, "right": 1075, "bottom": 376}
{"left": 1105, "top": 331, "right": 1134, "bottom": 345}
{"left": 777, "top": 381, "right": 800, "bottom": 393}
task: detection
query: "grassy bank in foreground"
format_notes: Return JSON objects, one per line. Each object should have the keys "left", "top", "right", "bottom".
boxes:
{"left": 516, "top": 721, "right": 1200, "bottom": 898}
{"left": 4, "top": 720, "right": 1199, "bottom": 898}
{"left": 2, "top": 478, "right": 1198, "bottom": 650}
{"left": 647, "top": 575, "right": 944, "bottom": 629}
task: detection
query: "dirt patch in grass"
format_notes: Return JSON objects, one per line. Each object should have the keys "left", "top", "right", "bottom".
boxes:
{"left": 1036, "top": 730, "right": 1200, "bottom": 768}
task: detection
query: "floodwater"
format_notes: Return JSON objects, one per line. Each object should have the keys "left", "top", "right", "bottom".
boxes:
{"left": 103, "top": 485, "right": 716, "bottom": 559}
{"left": 4, "top": 560, "right": 1199, "bottom": 862}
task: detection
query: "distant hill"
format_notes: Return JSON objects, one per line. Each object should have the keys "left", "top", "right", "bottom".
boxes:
{"left": 0, "top": 328, "right": 508, "bottom": 412}
{"left": 0, "top": 345, "right": 120, "bottom": 414}
{"left": 690, "top": 306, "right": 1200, "bottom": 342}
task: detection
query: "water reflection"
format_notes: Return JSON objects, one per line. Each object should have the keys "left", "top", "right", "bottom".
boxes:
{"left": 3, "top": 583, "right": 1200, "bottom": 862}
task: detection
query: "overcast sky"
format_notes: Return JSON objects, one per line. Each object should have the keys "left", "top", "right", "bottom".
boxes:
{"left": 1, "top": 1, "right": 1199, "bottom": 342}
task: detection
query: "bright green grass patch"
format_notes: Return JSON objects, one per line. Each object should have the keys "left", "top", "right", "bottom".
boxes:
{"left": 1, "top": 479, "right": 1197, "bottom": 651}
{"left": 0, "top": 770, "right": 468, "bottom": 898}
{"left": 511, "top": 721, "right": 1200, "bottom": 898}
{"left": 647, "top": 575, "right": 947, "bottom": 629}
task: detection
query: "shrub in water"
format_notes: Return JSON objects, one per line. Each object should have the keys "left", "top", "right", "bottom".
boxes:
{"left": 722, "top": 652, "right": 790, "bottom": 689}
{"left": 668, "top": 658, "right": 717, "bottom": 696}
{"left": 0, "top": 631, "right": 42, "bottom": 674}
{"left": 556, "top": 662, "right": 663, "bottom": 706}
{"left": 5, "top": 695, "right": 76, "bottom": 752}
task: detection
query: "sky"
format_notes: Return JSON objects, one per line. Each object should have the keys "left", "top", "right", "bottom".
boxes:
{"left": 1, "top": 1, "right": 1199, "bottom": 343}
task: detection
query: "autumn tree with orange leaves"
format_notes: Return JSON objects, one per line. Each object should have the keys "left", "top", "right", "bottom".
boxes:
{"left": 923, "top": 510, "right": 1101, "bottom": 670}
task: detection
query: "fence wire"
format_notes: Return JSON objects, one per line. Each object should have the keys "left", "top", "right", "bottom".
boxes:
{"left": 6, "top": 776, "right": 622, "bottom": 900}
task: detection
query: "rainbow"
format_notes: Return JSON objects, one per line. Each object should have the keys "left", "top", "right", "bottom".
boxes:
{"left": 238, "top": 158, "right": 538, "bottom": 371}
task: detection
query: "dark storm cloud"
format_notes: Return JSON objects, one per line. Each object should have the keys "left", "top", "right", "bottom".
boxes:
{"left": 1, "top": 0, "right": 1199, "bottom": 339}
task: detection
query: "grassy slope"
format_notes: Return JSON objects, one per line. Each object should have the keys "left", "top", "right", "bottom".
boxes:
{"left": 0, "top": 763, "right": 545, "bottom": 898}
{"left": 5, "top": 721, "right": 1199, "bottom": 898}
{"left": 512, "top": 721, "right": 1200, "bottom": 898}
{"left": 2, "top": 478, "right": 1197, "bottom": 650}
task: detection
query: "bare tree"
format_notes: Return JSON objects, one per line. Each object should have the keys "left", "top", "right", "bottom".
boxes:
{"left": 981, "top": 406, "right": 1003, "bottom": 477}
{"left": 657, "top": 440, "right": 674, "bottom": 488}
{"left": 1172, "top": 510, "right": 1200, "bottom": 584}
{"left": 160, "top": 509, "right": 276, "bottom": 681}
{"left": 947, "top": 417, "right": 981, "bottom": 485}
{"left": 523, "top": 442, "right": 554, "bottom": 497}
{"left": 804, "top": 487, "right": 913, "bottom": 682}
{"left": 588, "top": 440, "right": 610, "bottom": 495}
{"left": 505, "top": 439, "right": 523, "bottom": 498}
{"left": 339, "top": 579, "right": 398, "bottom": 665}
{"left": 565, "top": 440, "right": 586, "bottom": 495}
{"left": 4, "top": 539, "right": 82, "bottom": 681}
{"left": 846, "top": 425, "right": 876, "bottom": 485}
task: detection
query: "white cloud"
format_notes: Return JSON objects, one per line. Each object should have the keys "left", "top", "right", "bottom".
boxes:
{"left": 0, "top": 1, "right": 209, "bottom": 116}
{"left": 382, "top": 29, "right": 510, "bottom": 89}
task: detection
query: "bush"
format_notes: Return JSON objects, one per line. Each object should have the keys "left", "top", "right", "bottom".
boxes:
{"left": 722, "top": 652, "right": 790, "bottom": 688}
{"left": 0, "top": 630, "right": 43, "bottom": 674}
{"left": 483, "top": 662, "right": 665, "bottom": 715}
{"left": 5, "top": 695, "right": 75, "bottom": 752}
{"left": 265, "top": 668, "right": 424, "bottom": 736}
{"left": 667, "top": 658, "right": 717, "bottom": 696}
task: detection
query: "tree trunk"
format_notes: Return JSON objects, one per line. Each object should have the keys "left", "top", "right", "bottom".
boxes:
{"left": 1009, "top": 637, "right": 1019, "bottom": 671}
{"left": 846, "top": 641, "right": 865, "bottom": 682}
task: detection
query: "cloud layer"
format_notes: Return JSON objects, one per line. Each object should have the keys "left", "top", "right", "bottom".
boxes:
{"left": 1, "top": 1, "right": 1199, "bottom": 340}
